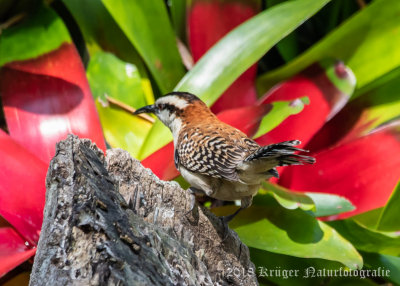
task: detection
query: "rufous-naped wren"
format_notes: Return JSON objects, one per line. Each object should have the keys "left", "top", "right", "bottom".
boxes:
{"left": 135, "top": 92, "right": 315, "bottom": 222}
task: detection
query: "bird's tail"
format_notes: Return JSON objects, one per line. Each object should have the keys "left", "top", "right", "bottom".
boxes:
{"left": 244, "top": 140, "right": 316, "bottom": 166}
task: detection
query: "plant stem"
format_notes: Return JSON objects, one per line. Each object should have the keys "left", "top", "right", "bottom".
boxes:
{"left": 106, "top": 96, "right": 155, "bottom": 123}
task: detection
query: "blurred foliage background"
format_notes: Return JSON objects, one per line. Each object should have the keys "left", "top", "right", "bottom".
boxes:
{"left": 1, "top": 0, "right": 400, "bottom": 285}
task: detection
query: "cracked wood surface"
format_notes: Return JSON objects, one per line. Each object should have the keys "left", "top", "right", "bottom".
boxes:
{"left": 29, "top": 135, "right": 257, "bottom": 285}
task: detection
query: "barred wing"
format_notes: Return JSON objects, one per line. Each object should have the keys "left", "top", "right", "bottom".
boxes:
{"left": 177, "top": 131, "right": 255, "bottom": 182}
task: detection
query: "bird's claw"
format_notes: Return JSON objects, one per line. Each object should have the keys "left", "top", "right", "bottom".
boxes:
{"left": 184, "top": 192, "right": 197, "bottom": 216}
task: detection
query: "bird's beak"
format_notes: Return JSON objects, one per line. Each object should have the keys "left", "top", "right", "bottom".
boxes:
{"left": 134, "top": 104, "right": 156, "bottom": 115}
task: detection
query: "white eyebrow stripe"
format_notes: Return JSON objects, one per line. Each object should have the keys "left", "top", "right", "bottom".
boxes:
{"left": 158, "top": 96, "right": 188, "bottom": 109}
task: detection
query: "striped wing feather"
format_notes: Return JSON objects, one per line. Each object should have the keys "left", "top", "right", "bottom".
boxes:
{"left": 177, "top": 123, "right": 259, "bottom": 182}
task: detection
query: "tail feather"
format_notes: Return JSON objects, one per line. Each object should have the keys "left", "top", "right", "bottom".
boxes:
{"left": 244, "top": 140, "right": 316, "bottom": 166}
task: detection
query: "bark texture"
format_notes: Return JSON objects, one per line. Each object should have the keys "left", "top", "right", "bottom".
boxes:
{"left": 30, "top": 135, "right": 257, "bottom": 286}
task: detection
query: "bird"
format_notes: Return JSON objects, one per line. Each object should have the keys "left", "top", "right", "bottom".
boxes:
{"left": 134, "top": 91, "right": 315, "bottom": 223}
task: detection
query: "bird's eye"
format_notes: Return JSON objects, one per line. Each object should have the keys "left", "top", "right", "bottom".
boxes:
{"left": 158, "top": 103, "right": 166, "bottom": 109}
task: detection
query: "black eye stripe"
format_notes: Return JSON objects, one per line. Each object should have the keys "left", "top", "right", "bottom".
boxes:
{"left": 158, "top": 103, "right": 183, "bottom": 116}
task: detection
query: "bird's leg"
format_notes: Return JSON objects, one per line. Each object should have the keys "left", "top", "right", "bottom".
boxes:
{"left": 222, "top": 207, "right": 243, "bottom": 224}
{"left": 220, "top": 207, "right": 243, "bottom": 241}
{"left": 220, "top": 196, "right": 252, "bottom": 241}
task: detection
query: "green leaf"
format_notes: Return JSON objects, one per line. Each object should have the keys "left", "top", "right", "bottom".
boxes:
{"left": 139, "top": 0, "right": 331, "bottom": 158}
{"left": 352, "top": 185, "right": 400, "bottom": 233}
{"left": 0, "top": 5, "right": 71, "bottom": 66}
{"left": 328, "top": 220, "right": 400, "bottom": 257}
{"left": 344, "top": 67, "right": 400, "bottom": 136}
{"left": 217, "top": 198, "right": 363, "bottom": 269}
{"left": 137, "top": 120, "right": 172, "bottom": 159}
{"left": 251, "top": 249, "right": 387, "bottom": 286}
{"left": 87, "top": 52, "right": 153, "bottom": 158}
{"left": 250, "top": 247, "right": 343, "bottom": 286}
{"left": 376, "top": 181, "right": 400, "bottom": 232}
{"left": 63, "top": 0, "right": 148, "bottom": 76}
{"left": 169, "top": 0, "right": 187, "bottom": 41}
{"left": 325, "top": 277, "right": 380, "bottom": 286}
{"left": 87, "top": 51, "right": 151, "bottom": 107}
{"left": 97, "top": 107, "right": 152, "bottom": 157}
{"left": 95, "top": 101, "right": 153, "bottom": 158}
{"left": 265, "top": 0, "right": 299, "bottom": 62}
{"left": 258, "top": 182, "right": 315, "bottom": 212}
{"left": 305, "top": 192, "right": 355, "bottom": 217}
{"left": 352, "top": 208, "right": 383, "bottom": 230}
{"left": 253, "top": 97, "right": 309, "bottom": 139}
{"left": 257, "top": 0, "right": 400, "bottom": 96}
{"left": 353, "top": 65, "right": 400, "bottom": 99}
{"left": 361, "top": 251, "right": 400, "bottom": 285}
{"left": 102, "top": 0, "right": 185, "bottom": 93}
{"left": 258, "top": 182, "right": 355, "bottom": 217}
{"left": 176, "top": 0, "right": 331, "bottom": 105}
{"left": 276, "top": 33, "right": 299, "bottom": 63}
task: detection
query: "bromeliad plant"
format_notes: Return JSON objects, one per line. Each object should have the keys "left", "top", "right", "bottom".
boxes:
{"left": 0, "top": 5, "right": 106, "bottom": 280}
{"left": 1, "top": 0, "right": 400, "bottom": 284}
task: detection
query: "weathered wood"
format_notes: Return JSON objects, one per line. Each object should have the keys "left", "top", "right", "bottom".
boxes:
{"left": 30, "top": 135, "right": 257, "bottom": 285}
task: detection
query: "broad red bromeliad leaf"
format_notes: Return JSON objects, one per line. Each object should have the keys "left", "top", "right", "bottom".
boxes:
{"left": 307, "top": 72, "right": 400, "bottom": 153}
{"left": 0, "top": 227, "right": 36, "bottom": 278}
{"left": 0, "top": 130, "right": 47, "bottom": 245}
{"left": 188, "top": 0, "right": 260, "bottom": 112}
{"left": 256, "top": 60, "right": 356, "bottom": 148}
{"left": 141, "top": 142, "right": 177, "bottom": 181}
{"left": 305, "top": 98, "right": 375, "bottom": 153}
{"left": 217, "top": 105, "right": 271, "bottom": 138}
{"left": 0, "top": 41, "right": 106, "bottom": 276}
{"left": 0, "top": 43, "right": 106, "bottom": 164}
{"left": 279, "top": 122, "right": 400, "bottom": 219}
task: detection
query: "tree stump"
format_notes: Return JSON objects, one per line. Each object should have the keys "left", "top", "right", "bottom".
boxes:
{"left": 29, "top": 135, "right": 257, "bottom": 285}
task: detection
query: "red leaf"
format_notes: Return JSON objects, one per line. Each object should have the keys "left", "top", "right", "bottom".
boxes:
{"left": 142, "top": 104, "right": 270, "bottom": 180}
{"left": 256, "top": 62, "right": 354, "bottom": 149}
{"left": 188, "top": 0, "right": 259, "bottom": 112}
{"left": 210, "top": 69, "right": 258, "bottom": 113}
{"left": 306, "top": 89, "right": 400, "bottom": 153}
{"left": 141, "top": 142, "right": 179, "bottom": 181}
{"left": 0, "top": 43, "right": 106, "bottom": 164}
{"left": 0, "top": 227, "right": 36, "bottom": 278}
{"left": 217, "top": 104, "right": 271, "bottom": 137}
{"left": 279, "top": 122, "right": 400, "bottom": 219}
{"left": 305, "top": 100, "right": 369, "bottom": 154}
{"left": 0, "top": 130, "right": 47, "bottom": 244}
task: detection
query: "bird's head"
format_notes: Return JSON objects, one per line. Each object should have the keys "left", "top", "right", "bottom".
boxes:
{"left": 134, "top": 92, "right": 208, "bottom": 132}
